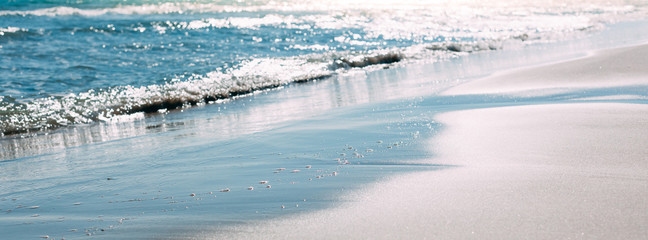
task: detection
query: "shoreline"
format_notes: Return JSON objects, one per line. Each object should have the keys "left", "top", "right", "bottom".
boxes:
{"left": 442, "top": 42, "right": 648, "bottom": 96}
{"left": 204, "top": 42, "right": 648, "bottom": 239}
{"left": 2, "top": 19, "right": 648, "bottom": 239}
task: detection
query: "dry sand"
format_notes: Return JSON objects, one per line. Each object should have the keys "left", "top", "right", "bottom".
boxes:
{"left": 442, "top": 43, "right": 648, "bottom": 96}
{"left": 205, "top": 44, "right": 648, "bottom": 239}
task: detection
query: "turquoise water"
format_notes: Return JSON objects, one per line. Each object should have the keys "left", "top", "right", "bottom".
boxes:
{"left": 2, "top": 0, "right": 646, "bottom": 135}
{"left": 2, "top": 1, "right": 648, "bottom": 239}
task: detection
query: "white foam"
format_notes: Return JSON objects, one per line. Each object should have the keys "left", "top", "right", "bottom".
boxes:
{"left": 104, "top": 112, "right": 145, "bottom": 123}
{"left": 2, "top": 0, "right": 645, "bottom": 46}
{"left": 0, "top": 27, "right": 24, "bottom": 35}
{"left": 0, "top": 49, "right": 410, "bottom": 135}
{"left": 3, "top": 0, "right": 644, "bottom": 17}
{"left": 3, "top": 0, "right": 648, "bottom": 136}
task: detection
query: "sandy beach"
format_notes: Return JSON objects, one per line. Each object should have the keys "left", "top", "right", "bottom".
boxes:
{"left": 205, "top": 43, "right": 648, "bottom": 239}
{"left": 442, "top": 42, "right": 648, "bottom": 96}
{"left": 3, "top": 3, "right": 648, "bottom": 238}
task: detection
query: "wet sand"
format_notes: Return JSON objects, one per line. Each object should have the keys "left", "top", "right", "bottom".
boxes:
{"left": 207, "top": 43, "right": 648, "bottom": 239}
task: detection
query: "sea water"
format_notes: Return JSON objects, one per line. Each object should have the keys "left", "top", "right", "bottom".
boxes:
{"left": 1, "top": 1, "right": 647, "bottom": 239}
{"left": 2, "top": 0, "right": 647, "bottom": 135}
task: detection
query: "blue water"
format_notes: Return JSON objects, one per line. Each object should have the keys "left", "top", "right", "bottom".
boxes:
{"left": 3, "top": 0, "right": 646, "bottom": 135}
{"left": 2, "top": 1, "right": 648, "bottom": 239}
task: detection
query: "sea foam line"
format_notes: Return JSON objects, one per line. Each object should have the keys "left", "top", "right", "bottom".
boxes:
{"left": 0, "top": 50, "right": 410, "bottom": 136}
{"left": 0, "top": 1, "right": 643, "bottom": 19}
{"left": 0, "top": 34, "right": 593, "bottom": 137}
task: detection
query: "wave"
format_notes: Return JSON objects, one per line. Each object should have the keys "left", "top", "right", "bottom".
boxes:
{"left": 0, "top": 27, "right": 30, "bottom": 38}
{"left": 3, "top": 0, "right": 646, "bottom": 136}
{"left": 0, "top": 50, "right": 396, "bottom": 136}
{"left": 0, "top": 42, "right": 501, "bottom": 136}
{"left": 1, "top": 1, "right": 645, "bottom": 17}
{"left": 0, "top": 3, "right": 275, "bottom": 17}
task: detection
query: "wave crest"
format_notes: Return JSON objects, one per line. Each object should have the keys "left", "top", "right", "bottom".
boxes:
{"left": 0, "top": 3, "right": 256, "bottom": 17}
{"left": 0, "top": 27, "right": 29, "bottom": 37}
{"left": 0, "top": 50, "right": 410, "bottom": 136}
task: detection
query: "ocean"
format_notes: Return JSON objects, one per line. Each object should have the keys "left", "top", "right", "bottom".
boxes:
{"left": 2, "top": 0, "right": 646, "bottom": 136}
{"left": 1, "top": 0, "right": 647, "bottom": 239}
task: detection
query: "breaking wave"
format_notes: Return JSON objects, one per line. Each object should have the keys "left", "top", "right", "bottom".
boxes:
{"left": 0, "top": 41, "right": 511, "bottom": 136}
{"left": 1, "top": 1, "right": 645, "bottom": 18}
{"left": 2, "top": 0, "right": 647, "bottom": 136}
{"left": 0, "top": 27, "right": 29, "bottom": 38}
{"left": 0, "top": 50, "right": 400, "bottom": 135}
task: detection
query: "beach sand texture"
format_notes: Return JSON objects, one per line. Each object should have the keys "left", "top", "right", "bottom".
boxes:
{"left": 3, "top": 2, "right": 648, "bottom": 239}
{"left": 209, "top": 44, "right": 648, "bottom": 239}
{"left": 443, "top": 43, "right": 648, "bottom": 96}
